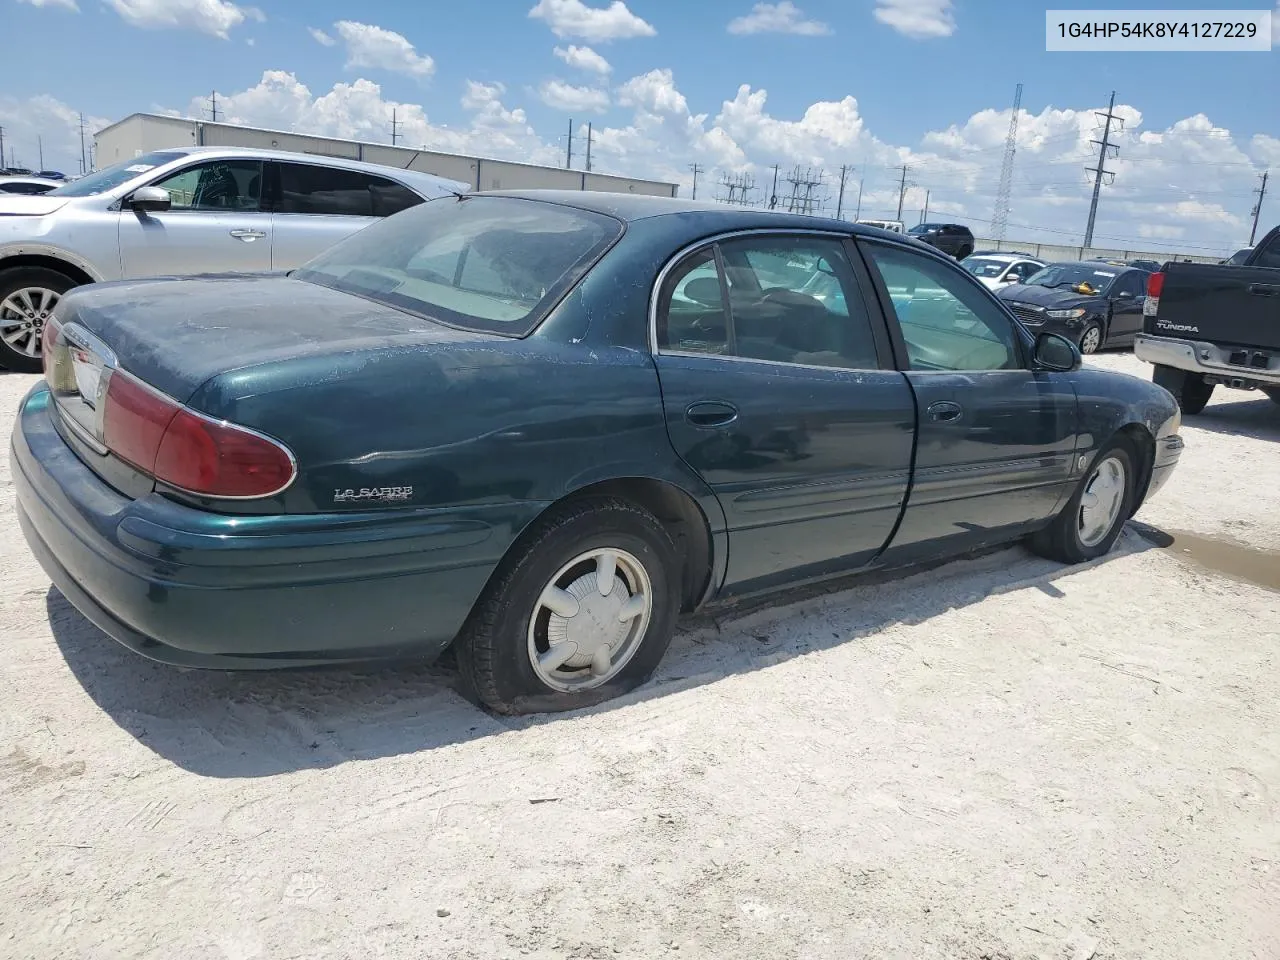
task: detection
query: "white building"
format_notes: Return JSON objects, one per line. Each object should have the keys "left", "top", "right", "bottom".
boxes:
{"left": 95, "top": 113, "right": 679, "bottom": 198}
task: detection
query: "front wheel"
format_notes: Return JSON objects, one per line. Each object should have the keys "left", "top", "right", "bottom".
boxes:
{"left": 456, "top": 498, "right": 681, "bottom": 714}
{"left": 0, "top": 267, "right": 78, "bottom": 373}
{"left": 1030, "top": 441, "right": 1137, "bottom": 564}
{"left": 1078, "top": 322, "right": 1104, "bottom": 355}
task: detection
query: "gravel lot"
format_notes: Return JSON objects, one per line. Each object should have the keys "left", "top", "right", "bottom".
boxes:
{"left": 2, "top": 354, "right": 1278, "bottom": 960}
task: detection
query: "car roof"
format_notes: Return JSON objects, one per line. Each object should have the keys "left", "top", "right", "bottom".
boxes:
{"left": 155, "top": 145, "right": 470, "bottom": 195}
{"left": 480, "top": 189, "right": 924, "bottom": 239}
{"left": 0, "top": 176, "right": 60, "bottom": 186}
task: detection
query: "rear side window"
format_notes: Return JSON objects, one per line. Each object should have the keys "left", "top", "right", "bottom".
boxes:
{"left": 274, "top": 162, "right": 421, "bottom": 217}
{"left": 1255, "top": 234, "right": 1280, "bottom": 269}
{"left": 294, "top": 196, "right": 622, "bottom": 335}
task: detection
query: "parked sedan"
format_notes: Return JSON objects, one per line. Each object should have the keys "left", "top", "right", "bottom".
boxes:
{"left": 13, "top": 193, "right": 1183, "bottom": 714}
{"left": 997, "top": 261, "right": 1151, "bottom": 354}
{"left": 961, "top": 252, "right": 1046, "bottom": 290}
{"left": 0, "top": 176, "right": 61, "bottom": 195}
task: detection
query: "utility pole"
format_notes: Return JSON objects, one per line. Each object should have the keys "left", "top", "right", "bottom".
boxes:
{"left": 1084, "top": 90, "right": 1122, "bottom": 249}
{"left": 38, "top": 135, "right": 44, "bottom": 171}
{"left": 208, "top": 91, "right": 220, "bottom": 123}
{"left": 585, "top": 122, "right": 593, "bottom": 172}
{"left": 768, "top": 164, "right": 780, "bottom": 209}
{"left": 688, "top": 162, "right": 703, "bottom": 200}
{"left": 0, "top": 126, "right": 5, "bottom": 169}
{"left": 920, "top": 189, "right": 930, "bottom": 224}
{"left": 895, "top": 164, "right": 909, "bottom": 220}
{"left": 854, "top": 177, "right": 864, "bottom": 220}
{"left": 835, "top": 164, "right": 849, "bottom": 219}
{"left": 389, "top": 108, "right": 401, "bottom": 146}
{"left": 565, "top": 119, "right": 573, "bottom": 169}
{"left": 78, "top": 112, "right": 87, "bottom": 176}
{"left": 1249, "top": 170, "right": 1269, "bottom": 246}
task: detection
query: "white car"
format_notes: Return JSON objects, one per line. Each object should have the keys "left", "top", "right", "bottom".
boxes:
{"left": 855, "top": 219, "right": 906, "bottom": 235}
{"left": 0, "top": 176, "right": 62, "bottom": 196}
{"left": 961, "top": 252, "right": 1046, "bottom": 290}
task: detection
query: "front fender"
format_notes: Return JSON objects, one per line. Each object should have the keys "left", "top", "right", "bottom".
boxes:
{"left": 0, "top": 240, "right": 109, "bottom": 282}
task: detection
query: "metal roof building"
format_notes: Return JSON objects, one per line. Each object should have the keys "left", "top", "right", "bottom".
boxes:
{"left": 94, "top": 113, "right": 679, "bottom": 198}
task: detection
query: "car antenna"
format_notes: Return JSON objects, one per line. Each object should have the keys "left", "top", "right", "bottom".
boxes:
{"left": 401, "top": 149, "right": 469, "bottom": 200}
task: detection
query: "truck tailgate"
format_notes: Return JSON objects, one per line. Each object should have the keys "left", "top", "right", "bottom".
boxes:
{"left": 1146, "top": 262, "right": 1280, "bottom": 351}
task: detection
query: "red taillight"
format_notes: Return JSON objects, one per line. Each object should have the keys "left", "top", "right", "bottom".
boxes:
{"left": 1147, "top": 271, "right": 1164, "bottom": 299}
{"left": 102, "top": 373, "right": 295, "bottom": 499}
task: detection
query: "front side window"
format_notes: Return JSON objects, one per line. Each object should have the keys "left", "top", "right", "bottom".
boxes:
{"left": 151, "top": 159, "right": 263, "bottom": 211}
{"left": 658, "top": 235, "right": 881, "bottom": 370}
{"left": 863, "top": 243, "right": 1020, "bottom": 372}
{"left": 275, "top": 162, "right": 419, "bottom": 217}
{"left": 1008, "top": 261, "right": 1041, "bottom": 280}
{"left": 295, "top": 196, "right": 622, "bottom": 335}
{"left": 1110, "top": 272, "right": 1146, "bottom": 299}
{"left": 1254, "top": 234, "right": 1280, "bottom": 269}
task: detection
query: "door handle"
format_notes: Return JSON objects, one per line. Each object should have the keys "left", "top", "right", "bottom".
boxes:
{"left": 685, "top": 400, "right": 738, "bottom": 427}
{"left": 927, "top": 400, "right": 963, "bottom": 423}
{"left": 229, "top": 229, "right": 266, "bottom": 242}
{"left": 1248, "top": 284, "right": 1280, "bottom": 297}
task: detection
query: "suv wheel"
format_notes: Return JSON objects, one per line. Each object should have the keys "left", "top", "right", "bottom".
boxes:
{"left": 0, "top": 267, "right": 78, "bottom": 373}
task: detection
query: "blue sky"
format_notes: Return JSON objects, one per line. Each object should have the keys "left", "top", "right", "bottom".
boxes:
{"left": 4, "top": 0, "right": 1278, "bottom": 253}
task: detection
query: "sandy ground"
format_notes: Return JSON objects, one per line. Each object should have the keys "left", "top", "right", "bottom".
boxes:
{"left": 1, "top": 354, "right": 1278, "bottom": 960}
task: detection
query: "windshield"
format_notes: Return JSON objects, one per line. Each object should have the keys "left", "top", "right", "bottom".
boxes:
{"left": 962, "top": 257, "right": 1010, "bottom": 278}
{"left": 49, "top": 151, "right": 187, "bottom": 197}
{"left": 1022, "top": 262, "right": 1117, "bottom": 295}
{"left": 295, "top": 196, "right": 623, "bottom": 335}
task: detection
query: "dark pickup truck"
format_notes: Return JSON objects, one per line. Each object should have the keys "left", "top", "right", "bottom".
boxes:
{"left": 1135, "top": 224, "right": 1280, "bottom": 413}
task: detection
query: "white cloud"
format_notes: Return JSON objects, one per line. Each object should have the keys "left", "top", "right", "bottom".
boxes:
{"left": 334, "top": 20, "right": 435, "bottom": 79}
{"left": 554, "top": 44, "right": 611, "bottom": 74}
{"left": 528, "top": 0, "right": 655, "bottom": 41}
{"left": 106, "top": 0, "right": 263, "bottom": 38}
{"left": 727, "top": 2, "right": 831, "bottom": 36}
{"left": 538, "top": 79, "right": 610, "bottom": 113}
{"left": 873, "top": 0, "right": 955, "bottom": 39}
{"left": 0, "top": 93, "right": 110, "bottom": 173}
{"left": 17, "top": 0, "right": 79, "bottom": 10}
{"left": 308, "top": 27, "right": 335, "bottom": 46}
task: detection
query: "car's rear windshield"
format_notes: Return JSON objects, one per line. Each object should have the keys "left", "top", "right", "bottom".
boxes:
{"left": 294, "top": 196, "right": 623, "bottom": 336}
{"left": 1023, "top": 262, "right": 1117, "bottom": 294}
{"left": 50, "top": 151, "right": 188, "bottom": 197}
{"left": 962, "top": 257, "right": 1009, "bottom": 278}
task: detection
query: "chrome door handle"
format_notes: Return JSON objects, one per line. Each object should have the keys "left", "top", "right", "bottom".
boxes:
{"left": 927, "top": 400, "right": 963, "bottom": 423}
{"left": 229, "top": 229, "right": 266, "bottom": 241}
{"left": 685, "top": 400, "right": 738, "bottom": 427}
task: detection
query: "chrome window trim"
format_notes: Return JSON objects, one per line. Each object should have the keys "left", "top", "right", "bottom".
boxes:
{"left": 647, "top": 227, "right": 885, "bottom": 374}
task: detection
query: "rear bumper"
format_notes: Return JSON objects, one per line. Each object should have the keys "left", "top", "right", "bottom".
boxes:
{"left": 13, "top": 383, "right": 543, "bottom": 668}
{"left": 1135, "top": 334, "right": 1280, "bottom": 388}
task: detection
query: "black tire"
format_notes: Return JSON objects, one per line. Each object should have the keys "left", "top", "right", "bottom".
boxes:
{"left": 0, "top": 266, "right": 78, "bottom": 373}
{"left": 455, "top": 497, "right": 682, "bottom": 715}
{"left": 1151, "top": 363, "right": 1185, "bottom": 395}
{"left": 1077, "top": 321, "right": 1104, "bottom": 355}
{"left": 1029, "top": 440, "right": 1138, "bottom": 564}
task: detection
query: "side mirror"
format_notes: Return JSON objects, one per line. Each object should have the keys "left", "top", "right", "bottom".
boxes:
{"left": 1033, "top": 332, "right": 1081, "bottom": 372}
{"left": 1114, "top": 290, "right": 1133, "bottom": 300}
{"left": 128, "top": 185, "right": 171, "bottom": 213}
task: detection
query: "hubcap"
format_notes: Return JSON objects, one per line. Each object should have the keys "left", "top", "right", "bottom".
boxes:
{"left": 527, "top": 548, "right": 653, "bottom": 693}
{"left": 1080, "top": 325, "right": 1102, "bottom": 355}
{"left": 0, "top": 287, "right": 61, "bottom": 358}
{"left": 1078, "top": 455, "right": 1126, "bottom": 547}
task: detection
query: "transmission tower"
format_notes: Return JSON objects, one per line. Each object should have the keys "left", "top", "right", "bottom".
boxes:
{"left": 716, "top": 171, "right": 757, "bottom": 206}
{"left": 783, "top": 165, "right": 827, "bottom": 215}
{"left": 991, "top": 82, "right": 1022, "bottom": 241}
{"left": 1084, "top": 90, "right": 1123, "bottom": 248}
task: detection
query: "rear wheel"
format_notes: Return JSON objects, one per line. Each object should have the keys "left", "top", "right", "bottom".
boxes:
{"left": 456, "top": 497, "right": 681, "bottom": 715}
{"left": 0, "top": 267, "right": 78, "bottom": 373}
{"left": 1152, "top": 364, "right": 1214, "bottom": 413}
{"left": 1030, "top": 440, "right": 1137, "bottom": 564}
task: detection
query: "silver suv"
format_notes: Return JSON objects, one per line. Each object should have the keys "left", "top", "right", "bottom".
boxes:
{"left": 0, "top": 146, "right": 466, "bottom": 371}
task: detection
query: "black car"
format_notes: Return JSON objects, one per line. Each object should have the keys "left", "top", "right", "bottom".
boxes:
{"left": 907, "top": 222, "right": 975, "bottom": 259}
{"left": 998, "top": 261, "right": 1150, "bottom": 354}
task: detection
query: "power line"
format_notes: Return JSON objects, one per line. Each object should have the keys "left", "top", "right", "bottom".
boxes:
{"left": 1250, "top": 170, "right": 1270, "bottom": 246}
{"left": 1083, "top": 90, "right": 1122, "bottom": 247}
{"left": 991, "top": 82, "right": 1022, "bottom": 241}
{"left": 689, "top": 162, "right": 703, "bottom": 200}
